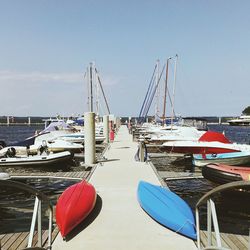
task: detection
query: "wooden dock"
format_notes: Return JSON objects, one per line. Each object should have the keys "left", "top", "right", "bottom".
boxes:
{"left": 0, "top": 125, "right": 249, "bottom": 249}
{"left": 198, "top": 231, "right": 250, "bottom": 250}
{"left": 0, "top": 227, "right": 59, "bottom": 250}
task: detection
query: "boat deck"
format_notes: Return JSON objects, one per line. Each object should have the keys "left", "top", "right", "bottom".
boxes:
{"left": 0, "top": 125, "right": 249, "bottom": 249}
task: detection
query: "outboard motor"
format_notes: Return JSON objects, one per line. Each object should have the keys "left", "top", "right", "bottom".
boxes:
{"left": 5, "top": 147, "right": 16, "bottom": 158}
{"left": 38, "top": 140, "right": 49, "bottom": 155}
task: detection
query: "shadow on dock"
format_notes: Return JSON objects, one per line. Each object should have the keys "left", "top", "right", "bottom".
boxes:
{"left": 64, "top": 194, "right": 103, "bottom": 241}
{"left": 97, "top": 158, "right": 120, "bottom": 163}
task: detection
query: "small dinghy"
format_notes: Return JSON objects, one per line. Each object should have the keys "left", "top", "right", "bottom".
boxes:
{"left": 0, "top": 148, "right": 72, "bottom": 168}
{"left": 202, "top": 163, "right": 250, "bottom": 184}
{"left": 56, "top": 180, "right": 96, "bottom": 238}
{"left": 137, "top": 180, "right": 196, "bottom": 240}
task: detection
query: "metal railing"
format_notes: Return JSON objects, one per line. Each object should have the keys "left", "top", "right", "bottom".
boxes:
{"left": 0, "top": 179, "right": 54, "bottom": 249}
{"left": 195, "top": 181, "right": 250, "bottom": 250}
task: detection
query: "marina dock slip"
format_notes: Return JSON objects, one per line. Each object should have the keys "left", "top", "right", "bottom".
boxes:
{"left": 1, "top": 126, "right": 249, "bottom": 249}
{"left": 53, "top": 125, "right": 197, "bottom": 250}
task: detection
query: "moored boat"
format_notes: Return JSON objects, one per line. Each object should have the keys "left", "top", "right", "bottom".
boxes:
{"left": 137, "top": 180, "right": 196, "bottom": 240}
{"left": 202, "top": 163, "right": 250, "bottom": 184}
{"left": 162, "top": 131, "right": 250, "bottom": 154}
{"left": 56, "top": 180, "right": 97, "bottom": 238}
{"left": 228, "top": 115, "right": 250, "bottom": 126}
{"left": 193, "top": 151, "right": 250, "bottom": 167}
{"left": 0, "top": 150, "right": 72, "bottom": 168}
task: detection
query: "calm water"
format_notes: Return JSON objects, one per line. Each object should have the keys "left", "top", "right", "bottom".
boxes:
{"left": 151, "top": 124, "right": 250, "bottom": 235}
{"left": 0, "top": 125, "right": 44, "bottom": 145}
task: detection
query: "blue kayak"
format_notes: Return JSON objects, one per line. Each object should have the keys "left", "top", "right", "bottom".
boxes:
{"left": 137, "top": 181, "right": 197, "bottom": 240}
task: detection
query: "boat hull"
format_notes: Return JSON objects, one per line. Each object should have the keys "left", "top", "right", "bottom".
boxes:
{"left": 193, "top": 151, "right": 250, "bottom": 167}
{"left": 202, "top": 164, "right": 250, "bottom": 184}
{"left": 162, "top": 145, "right": 238, "bottom": 154}
{"left": 137, "top": 181, "right": 196, "bottom": 240}
{"left": 0, "top": 151, "right": 72, "bottom": 167}
{"left": 56, "top": 180, "right": 96, "bottom": 238}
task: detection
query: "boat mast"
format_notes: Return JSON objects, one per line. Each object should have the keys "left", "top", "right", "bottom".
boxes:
{"left": 171, "top": 54, "right": 178, "bottom": 128}
{"left": 162, "top": 57, "right": 171, "bottom": 126}
{"left": 138, "top": 63, "right": 157, "bottom": 123}
{"left": 94, "top": 67, "right": 111, "bottom": 115}
{"left": 86, "top": 67, "right": 90, "bottom": 112}
{"left": 89, "top": 62, "right": 94, "bottom": 112}
{"left": 93, "top": 62, "right": 100, "bottom": 117}
{"left": 155, "top": 59, "right": 160, "bottom": 122}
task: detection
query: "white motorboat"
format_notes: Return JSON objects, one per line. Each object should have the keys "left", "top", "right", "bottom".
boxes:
{"left": 228, "top": 115, "right": 250, "bottom": 126}
{"left": 0, "top": 139, "right": 83, "bottom": 155}
{"left": 147, "top": 126, "right": 205, "bottom": 145}
{"left": 0, "top": 150, "right": 72, "bottom": 168}
{"left": 161, "top": 131, "right": 250, "bottom": 154}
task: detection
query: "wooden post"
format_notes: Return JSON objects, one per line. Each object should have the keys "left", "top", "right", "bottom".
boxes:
{"left": 218, "top": 117, "right": 221, "bottom": 125}
{"left": 139, "top": 142, "right": 145, "bottom": 162}
{"left": 103, "top": 115, "right": 109, "bottom": 143}
{"left": 84, "top": 112, "right": 96, "bottom": 165}
{"left": 115, "top": 117, "right": 120, "bottom": 130}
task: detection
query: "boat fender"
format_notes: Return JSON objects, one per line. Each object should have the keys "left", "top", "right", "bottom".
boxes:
{"left": 0, "top": 172, "right": 10, "bottom": 180}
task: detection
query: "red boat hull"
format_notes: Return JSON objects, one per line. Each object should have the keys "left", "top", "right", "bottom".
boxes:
{"left": 162, "top": 146, "right": 239, "bottom": 154}
{"left": 56, "top": 180, "right": 96, "bottom": 238}
{"left": 202, "top": 163, "right": 250, "bottom": 184}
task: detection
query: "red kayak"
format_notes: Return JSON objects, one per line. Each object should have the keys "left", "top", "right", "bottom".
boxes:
{"left": 56, "top": 180, "right": 97, "bottom": 238}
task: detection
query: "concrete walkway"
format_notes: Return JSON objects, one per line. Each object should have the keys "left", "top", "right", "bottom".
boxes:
{"left": 53, "top": 125, "right": 197, "bottom": 250}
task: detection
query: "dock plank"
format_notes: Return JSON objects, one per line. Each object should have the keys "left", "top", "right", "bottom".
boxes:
{"left": 1, "top": 233, "right": 22, "bottom": 250}
{"left": 1, "top": 234, "right": 14, "bottom": 248}
{"left": 220, "top": 233, "right": 242, "bottom": 250}
{"left": 8, "top": 232, "right": 29, "bottom": 250}
{"left": 239, "top": 235, "right": 250, "bottom": 247}
{"left": 228, "top": 233, "right": 248, "bottom": 250}
{"left": 199, "top": 230, "right": 208, "bottom": 248}
{"left": 200, "top": 230, "right": 249, "bottom": 250}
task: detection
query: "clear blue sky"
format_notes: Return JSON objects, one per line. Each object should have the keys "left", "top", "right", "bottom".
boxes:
{"left": 0, "top": 0, "right": 250, "bottom": 117}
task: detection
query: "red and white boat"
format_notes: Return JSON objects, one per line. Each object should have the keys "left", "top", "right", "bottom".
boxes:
{"left": 162, "top": 131, "right": 250, "bottom": 154}
{"left": 202, "top": 163, "right": 250, "bottom": 184}
{"left": 56, "top": 180, "right": 97, "bottom": 238}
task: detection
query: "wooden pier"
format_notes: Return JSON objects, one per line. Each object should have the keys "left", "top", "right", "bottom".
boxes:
{"left": 0, "top": 125, "right": 249, "bottom": 249}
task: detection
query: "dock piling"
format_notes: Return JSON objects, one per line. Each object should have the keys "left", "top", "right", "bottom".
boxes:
{"left": 103, "top": 115, "right": 109, "bottom": 143}
{"left": 84, "top": 112, "right": 96, "bottom": 165}
{"left": 139, "top": 141, "right": 146, "bottom": 162}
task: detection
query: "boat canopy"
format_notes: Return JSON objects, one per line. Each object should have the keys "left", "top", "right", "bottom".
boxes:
{"left": 42, "top": 121, "right": 72, "bottom": 133}
{"left": 198, "top": 131, "right": 231, "bottom": 144}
